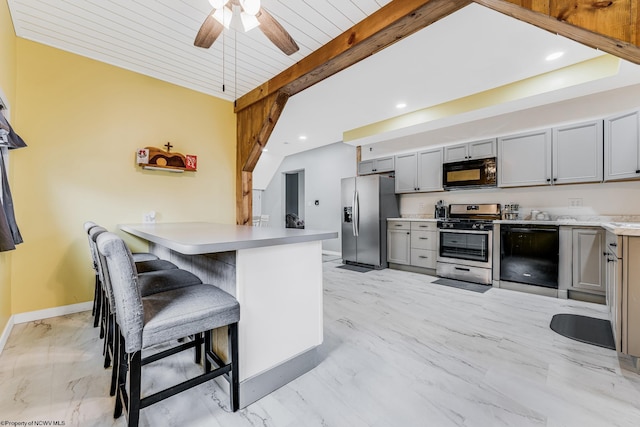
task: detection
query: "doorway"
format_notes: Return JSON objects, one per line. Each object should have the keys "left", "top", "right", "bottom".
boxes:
{"left": 284, "top": 170, "right": 305, "bottom": 229}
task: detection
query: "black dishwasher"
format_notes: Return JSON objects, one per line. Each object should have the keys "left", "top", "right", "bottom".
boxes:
{"left": 500, "top": 224, "right": 559, "bottom": 288}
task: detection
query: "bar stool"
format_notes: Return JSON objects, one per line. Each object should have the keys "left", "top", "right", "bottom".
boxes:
{"left": 97, "top": 232, "right": 240, "bottom": 426}
{"left": 84, "top": 221, "right": 170, "bottom": 329}
{"left": 89, "top": 226, "right": 203, "bottom": 392}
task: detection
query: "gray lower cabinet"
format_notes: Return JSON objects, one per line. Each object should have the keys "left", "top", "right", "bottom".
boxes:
{"left": 605, "top": 231, "right": 622, "bottom": 352}
{"left": 571, "top": 228, "right": 605, "bottom": 295}
{"left": 388, "top": 220, "right": 437, "bottom": 269}
{"left": 623, "top": 237, "right": 640, "bottom": 358}
{"left": 387, "top": 221, "right": 410, "bottom": 265}
{"left": 410, "top": 222, "right": 437, "bottom": 269}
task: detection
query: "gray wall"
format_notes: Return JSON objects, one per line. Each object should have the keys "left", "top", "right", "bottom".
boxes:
{"left": 262, "top": 142, "right": 357, "bottom": 253}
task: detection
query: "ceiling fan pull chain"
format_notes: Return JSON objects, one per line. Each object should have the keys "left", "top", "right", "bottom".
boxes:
{"left": 234, "top": 33, "right": 237, "bottom": 101}
{"left": 222, "top": 28, "right": 226, "bottom": 92}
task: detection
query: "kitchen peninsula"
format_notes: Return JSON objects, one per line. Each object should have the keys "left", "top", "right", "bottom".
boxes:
{"left": 119, "top": 222, "right": 337, "bottom": 408}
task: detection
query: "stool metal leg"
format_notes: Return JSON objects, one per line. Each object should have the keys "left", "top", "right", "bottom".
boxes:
{"left": 229, "top": 323, "right": 239, "bottom": 412}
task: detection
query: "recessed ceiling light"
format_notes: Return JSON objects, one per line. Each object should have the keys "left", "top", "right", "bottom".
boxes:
{"left": 262, "top": 147, "right": 268, "bottom": 152}
{"left": 396, "top": 103, "right": 407, "bottom": 109}
{"left": 545, "top": 51, "right": 564, "bottom": 61}
{"left": 299, "top": 135, "right": 307, "bottom": 141}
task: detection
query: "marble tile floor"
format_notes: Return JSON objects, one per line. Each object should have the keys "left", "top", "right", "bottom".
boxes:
{"left": 2, "top": 260, "right": 640, "bottom": 426}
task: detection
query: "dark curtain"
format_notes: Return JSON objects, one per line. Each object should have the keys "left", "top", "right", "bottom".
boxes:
{"left": 0, "top": 109, "right": 26, "bottom": 252}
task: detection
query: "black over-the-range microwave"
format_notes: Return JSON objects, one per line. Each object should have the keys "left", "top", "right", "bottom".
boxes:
{"left": 442, "top": 157, "right": 497, "bottom": 190}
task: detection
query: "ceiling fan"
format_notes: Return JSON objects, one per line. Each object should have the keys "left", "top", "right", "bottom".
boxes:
{"left": 194, "top": 0, "right": 299, "bottom": 56}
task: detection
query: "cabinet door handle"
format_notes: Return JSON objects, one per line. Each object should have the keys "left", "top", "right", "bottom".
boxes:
{"left": 455, "top": 267, "right": 470, "bottom": 272}
{"left": 546, "top": 178, "right": 551, "bottom": 182}
{"left": 394, "top": 224, "right": 403, "bottom": 227}
{"left": 636, "top": 170, "right": 640, "bottom": 174}
{"left": 419, "top": 237, "right": 429, "bottom": 240}
{"left": 418, "top": 256, "right": 428, "bottom": 259}
{"left": 553, "top": 177, "right": 557, "bottom": 182}
{"left": 610, "top": 243, "right": 618, "bottom": 247}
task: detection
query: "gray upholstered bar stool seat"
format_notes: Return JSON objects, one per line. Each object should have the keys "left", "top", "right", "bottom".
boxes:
{"left": 84, "top": 221, "right": 169, "bottom": 328}
{"left": 86, "top": 225, "right": 180, "bottom": 335}
{"left": 89, "top": 226, "right": 203, "bottom": 393}
{"left": 97, "top": 232, "right": 240, "bottom": 427}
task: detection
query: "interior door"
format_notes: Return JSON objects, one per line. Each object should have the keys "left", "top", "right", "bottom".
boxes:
{"left": 355, "top": 175, "right": 380, "bottom": 266}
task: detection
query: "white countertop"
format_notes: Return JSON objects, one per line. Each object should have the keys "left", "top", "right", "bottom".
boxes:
{"left": 387, "top": 217, "right": 640, "bottom": 236}
{"left": 387, "top": 218, "right": 438, "bottom": 222}
{"left": 120, "top": 222, "right": 338, "bottom": 254}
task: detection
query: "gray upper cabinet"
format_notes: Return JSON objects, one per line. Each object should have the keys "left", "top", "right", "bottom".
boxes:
{"left": 604, "top": 109, "right": 640, "bottom": 182}
{"left": 553, "top": 120, "right": 603, "bottom": 184}
{"left": 417, "top": 148, "right": 443, "bottom": 192}
{"left": 358, "top": 156, "right": 394, "bottom": 175}
{"left": 394, "top": 153, "right": 419, "bottom": 193}
{"left": 498, "top": 129, "right": 552, "bottom": 187}
{"left": 444, "top": 139, "right": 496, "bottom": 163}
{"left": 394, "top": 148, "right": 443, "bottom": 193}
{"left": 499, "top": 121, "right": 603, "bottom": 188}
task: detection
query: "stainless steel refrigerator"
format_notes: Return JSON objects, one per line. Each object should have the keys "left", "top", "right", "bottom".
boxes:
{"left": 341, "top": 175, "right": 399, "bottom": 269}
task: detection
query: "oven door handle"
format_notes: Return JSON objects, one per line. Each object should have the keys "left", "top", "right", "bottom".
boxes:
{"left": 505, "top": 227, "right": 558, "bottom": 233}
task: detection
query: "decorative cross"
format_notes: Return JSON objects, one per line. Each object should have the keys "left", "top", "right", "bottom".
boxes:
{"left": 164, "top": 142, "right": 173, "bottom": 152}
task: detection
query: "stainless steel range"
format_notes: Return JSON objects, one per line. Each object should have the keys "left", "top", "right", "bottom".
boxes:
{"left": 436, "top": 203, "right": 501, "bottom": 285}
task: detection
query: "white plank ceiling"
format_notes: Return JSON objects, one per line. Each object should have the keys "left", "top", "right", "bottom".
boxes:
{"left": 7, "top": 0, "right": 391, "bottom": 101}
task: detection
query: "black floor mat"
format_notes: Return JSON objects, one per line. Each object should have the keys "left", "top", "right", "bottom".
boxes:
{"left": 336, "top": 264, "right": 373, "bottom": 273}
{"left": 432, "top": 278, "right": 491, "bottom": 293}
{"left": 550, "top": 314, "right": 615, "bottom": 350}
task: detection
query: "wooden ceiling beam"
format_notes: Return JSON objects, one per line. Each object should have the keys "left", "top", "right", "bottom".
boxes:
{"left": 234, "top": 0, "right": 472, "bottom": 113}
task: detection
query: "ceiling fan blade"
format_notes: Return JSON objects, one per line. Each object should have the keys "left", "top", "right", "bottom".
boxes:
{"left": 255, "top": 8, "right": 299, "bottom": 56}
{"left": 194, "top": 9, "right": 224, "bottom": 48}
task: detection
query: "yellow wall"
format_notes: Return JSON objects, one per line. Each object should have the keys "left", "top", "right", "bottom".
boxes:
{"left": 9, "top": 38, "right": 236, "bottom": 313}
{"left": 0, "top": 0, "right": 17, "bottom": 333}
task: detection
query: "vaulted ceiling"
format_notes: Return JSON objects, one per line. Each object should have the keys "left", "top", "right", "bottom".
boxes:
{"left": 7, "top": 0, "right": 640, "bottom": 162}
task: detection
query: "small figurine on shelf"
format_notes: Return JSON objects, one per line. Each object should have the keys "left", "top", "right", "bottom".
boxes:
{"left": 135, "top": 143, "right": 197, "bottom": 172}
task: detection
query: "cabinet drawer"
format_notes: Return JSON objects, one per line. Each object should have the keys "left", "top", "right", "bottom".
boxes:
{"left": 411, "top": 249, "right": 436, "bottom": 269}
{"left": 606, "top": 231, "right": 622, "bottom": 258}
{"left": 411, "top": 230, "right": 437, "bottom": 250}
{"left": 388, "top": 221, "right": 410, "bottom": 230}
{"left": 410, "top": 221, "right": 436, "bottom": 231}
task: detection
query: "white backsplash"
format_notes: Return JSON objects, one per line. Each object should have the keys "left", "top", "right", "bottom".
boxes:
{"left": 400, "top": 180, "right": 640, "bottom": 221}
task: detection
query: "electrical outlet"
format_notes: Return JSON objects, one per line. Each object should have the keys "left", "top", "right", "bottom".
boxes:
{"left": 568, "top": 198, "right": 583, "bottom": 208}
{"left": 143, "top": 211, "right": 156, "bottom": 223}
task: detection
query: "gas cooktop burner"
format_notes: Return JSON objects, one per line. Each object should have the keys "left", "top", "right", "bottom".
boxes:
{"left": 437, "top": 203, "right": 501, "bottom": 231}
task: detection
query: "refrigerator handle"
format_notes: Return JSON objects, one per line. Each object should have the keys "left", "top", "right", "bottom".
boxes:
{"left": 354, "top": 191, "right": 359, "bottom": 237}
{"left": 351, "top": 191, "right": 357, "bottom": 237}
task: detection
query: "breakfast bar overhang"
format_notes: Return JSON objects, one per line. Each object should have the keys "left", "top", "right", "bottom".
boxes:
{"left": 119, "top": 222, "right": 338, "bottom": 408}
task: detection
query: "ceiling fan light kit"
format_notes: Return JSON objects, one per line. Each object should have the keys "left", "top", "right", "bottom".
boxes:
{"left": 196, "top": 0, "right": 299, "bottom": 55}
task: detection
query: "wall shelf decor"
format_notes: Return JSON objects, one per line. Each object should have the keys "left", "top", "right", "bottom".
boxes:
{"left": 136, "top": 143, "right": 197, "bottom": 173}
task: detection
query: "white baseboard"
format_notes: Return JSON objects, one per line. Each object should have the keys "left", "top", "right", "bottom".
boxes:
{"left": 13, "top": 301, "right": 93, "bottom": 324}
{"left": 0, "top": 314, "right": 15, "bottom": 354}
{"left": 322, "top": 250, "right": 341, "bottom": 257}
{"left": 0, "top": 301, "right": 92, "bottom": 355}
